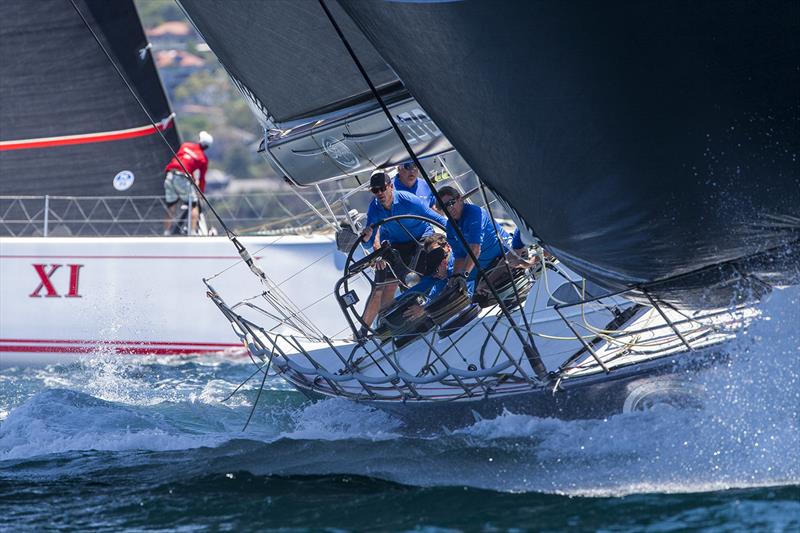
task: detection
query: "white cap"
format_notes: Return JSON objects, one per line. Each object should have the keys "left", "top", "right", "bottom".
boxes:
{"left": 198, "top": 130, "right": 213, "bottom": 148}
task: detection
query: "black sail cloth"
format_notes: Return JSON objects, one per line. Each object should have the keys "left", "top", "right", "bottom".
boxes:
{"left": 340, "top": 0, "right": 799, "bottom": 307}
{"left": 0, "top": 0, "right": 179, "bottom": 197}
{"left": 178, "top": 0, "right": 457, "bottom": 185}
{"left": 178, "top": 0, "right": 399, "bottom": 129}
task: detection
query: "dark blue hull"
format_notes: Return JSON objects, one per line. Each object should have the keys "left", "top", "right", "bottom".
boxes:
{"left": 295, "top": 346, "right": 728, "bottom": 430}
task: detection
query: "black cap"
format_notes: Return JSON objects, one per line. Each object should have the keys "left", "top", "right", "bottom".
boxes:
{"left": 369, "top": 172, "right": 391, "bottom": 189}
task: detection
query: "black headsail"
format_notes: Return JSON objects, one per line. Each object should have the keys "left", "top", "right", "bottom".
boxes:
{"left": 178, "top": 0, "right": 453, "bottom": 184}
{"left": 338, "top": 0, "right": 799, "bottom": 307}
{"left": 0, "top": 0, "right": 179, "bottom": 197}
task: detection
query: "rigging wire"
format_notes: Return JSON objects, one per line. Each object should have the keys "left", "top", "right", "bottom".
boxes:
{"left": 69, "top": 0, "right": 323, "bottom": 338}
{"left": 317, "top": 0, "right": 548, "bottom": 380}
{"left": 221, "top": 360, "right": 271, "bottom": 403}
{"left": 242, "top": 354, "right": 272, "bottom": 431}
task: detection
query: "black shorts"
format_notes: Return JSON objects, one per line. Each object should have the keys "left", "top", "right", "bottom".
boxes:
{"left": 375, "top": 240, "right": 418, "bottom": 283}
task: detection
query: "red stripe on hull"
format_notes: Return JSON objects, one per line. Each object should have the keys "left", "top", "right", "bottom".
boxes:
{"left": 0, "top": 345, "right": 235, "bottom": 356}
{"left": 0, "top": 338, "right": 240, "bottom": 348}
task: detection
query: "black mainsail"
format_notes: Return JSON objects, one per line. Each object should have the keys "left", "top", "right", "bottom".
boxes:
{"left": 180, "top": 0, "right": 798, "bottom": 307}
{"left": 179, "top": 0, "right": 453, "bottom": 184}
{"left": 0, "top": 0, "right": 179, "bottom": 197}
{"left": 339, "top": 0, "right": 799, "bottom": 306}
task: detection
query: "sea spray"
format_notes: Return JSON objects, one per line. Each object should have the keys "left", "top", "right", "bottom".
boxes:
{"left": 0, "top": 288, "right": 796, "bottom": 498}
{"left": 0, "top": 389, "right": 222, "bottom": 461}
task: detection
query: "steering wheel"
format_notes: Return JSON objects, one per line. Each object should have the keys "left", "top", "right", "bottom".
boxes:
{"left": 336, "top": 214, "right": 447, "bottom": 335}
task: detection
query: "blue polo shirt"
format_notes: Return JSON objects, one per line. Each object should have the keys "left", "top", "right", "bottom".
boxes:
{"left": 511, "top": 228, "right": 524, "bottom": 250}
{"left": 446, "top": 203, "right": 510, "bottom": 272}
{"left": 393, "top": 175, "right": 436, "bottom": 207}
{"left": 406, "top": 255, "right": 454, "bottom": 299}
{"left": 365, "top": 190, "right": 447, "bottom": 247}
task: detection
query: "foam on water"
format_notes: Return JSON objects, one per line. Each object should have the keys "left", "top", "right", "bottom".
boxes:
{"left": 285, "top": 398, "right": 403, "bottom": 442}
{"left": 0, "top": 288, "right": 797, "bottom": 497}
{"left": 441, "top": 287, "right": 799, "bottom": 495}
{"left": 0, "top": 389, "right": 225, "bottom": 461}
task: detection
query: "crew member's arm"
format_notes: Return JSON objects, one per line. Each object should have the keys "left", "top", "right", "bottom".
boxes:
{"left": 458, "top": 244, "right": 481, "bottom": 276}
{"left": 360, "top": 226, "right": 382, "bottom": 252}
{"left": 372, "top": 227, "right": 381, "bottom": 252}
{"left": 423, "top": 205, "right": 447, "bottom": 228}
{"left": 405, "top": 195, "right": 447, "bottom": 227}
{"left": 361, "top": 203, "right": 380, "bottom": 247}
{"left": 361, "top": 204, "right": 387, "bottom": 269}
{"left": 198, "top": 159, "right": 208, "bottom": 193}
{"left": 454, "top": 208, "right": 483, "bottom": 277}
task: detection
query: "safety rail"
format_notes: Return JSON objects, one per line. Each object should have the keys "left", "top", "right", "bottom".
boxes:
{"left": 0, "top": 190, "right": 373, "bottom": 237}
{"left": 0, "top": 165, "right": 505, "bottom": 238}
{"left": 205, "top": 267, "right": 756, "bottom": 403}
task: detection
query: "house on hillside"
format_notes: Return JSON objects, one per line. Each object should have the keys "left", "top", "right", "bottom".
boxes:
{"left": 146, "top": 21, "right": 196, "bottom": 50}
{"left": 154, "top": 49, "right": 208, "bottom": 93}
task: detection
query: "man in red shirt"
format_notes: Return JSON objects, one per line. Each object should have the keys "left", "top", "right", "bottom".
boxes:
{"left": 163, "top": 131, "right": 212, "bottom": 235}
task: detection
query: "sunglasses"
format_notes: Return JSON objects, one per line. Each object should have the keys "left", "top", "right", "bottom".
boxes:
{"left": 401, "top": 162, "right": 414, "bottom": 170}
{"left": 371, "top": 185, "right": 387, "bottom": 194}
{"left": 441, "top": 198, "right": 458, "bottom": 209}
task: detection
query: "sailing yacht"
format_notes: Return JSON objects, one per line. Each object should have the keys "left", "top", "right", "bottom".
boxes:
{"left": 173, "top": 0, "right": 798, "bottom": 423}
{"left": 0, "top": 0, "right": 347, "bottom": 365}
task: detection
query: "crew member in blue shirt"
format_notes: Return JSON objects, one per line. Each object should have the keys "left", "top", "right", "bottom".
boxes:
{"left": 401, "top": 233, "right": 460, "bottom": 320}
{"left": 438, "top": 186, "right": 511, "bottom": 291}
{"left": 359, "top": 171, "right": 447, "bottom": 332}
{"left": 511, "top": 227, "right": 524, "bottom": 254}
{"left": 511, "top": 227, "right": 536, "bottom": 267}
{"left": 393, "top": 162, "right": 437, "bottom": 208}
{"left": 405, "top": 234, "right": 454, "bottom": 299}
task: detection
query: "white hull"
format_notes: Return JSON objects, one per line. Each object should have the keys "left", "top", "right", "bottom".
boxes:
{"left": 245, "top": 274, "right": 754, "bottom": 402}
{"left": 0, "top": 236, "right": 344, "bottom": 367}
{"left": 210, "top": 247, "right": 758, "bottom": 415}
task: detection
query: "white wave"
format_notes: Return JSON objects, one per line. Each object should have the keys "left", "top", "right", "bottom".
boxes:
{"left": 0, "top": 389, "right": 226, "bottom": 461}
{"left": 442, "top": 287, "right": 800, "bottom": 496}
{"left": 283, "top": 398, "right": 403, "bottom": 441}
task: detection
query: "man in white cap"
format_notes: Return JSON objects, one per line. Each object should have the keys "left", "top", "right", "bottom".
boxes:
{"left": 163, "top": 130, "right": 213, "bottom": 235}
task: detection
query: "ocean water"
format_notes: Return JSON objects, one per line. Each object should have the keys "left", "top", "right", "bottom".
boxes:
{"left": 1, "top": 288, "right": 798, "bottom": 531}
